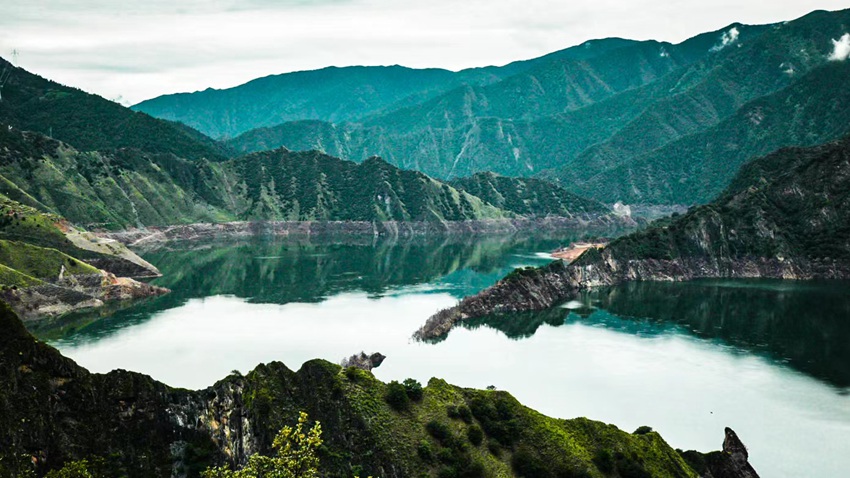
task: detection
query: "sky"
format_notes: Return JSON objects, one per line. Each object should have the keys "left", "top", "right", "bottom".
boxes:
{"left": 0, "top": 1, "right": 844, "bottom": 105}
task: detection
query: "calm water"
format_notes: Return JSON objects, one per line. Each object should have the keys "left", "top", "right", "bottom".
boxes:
{"left": 30, "top": 235, "right": 850, "bottom": 478}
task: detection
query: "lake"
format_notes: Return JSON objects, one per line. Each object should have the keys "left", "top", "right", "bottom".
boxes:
{"left": 29, "top": 234, "right": 850, "bottom": 478}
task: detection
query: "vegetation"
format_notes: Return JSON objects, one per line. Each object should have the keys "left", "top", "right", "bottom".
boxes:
{"left": 0, "top": 57, "right": 229, "bottom": 161}
{"left": 203, "top": 412, "right": 322, "bottom": 478}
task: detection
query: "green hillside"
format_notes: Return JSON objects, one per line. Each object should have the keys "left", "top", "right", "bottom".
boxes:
{"left": 566, "top": 60, "right": 850, "bottom": 204}
{"left": 450, "top": 172, "right": 608, "bottom": 217}
{"left": 0, "top": 57, "right": 229, "bottom": 160}
{"left": 223, "top": 9, "right": 850, "bottom": 207}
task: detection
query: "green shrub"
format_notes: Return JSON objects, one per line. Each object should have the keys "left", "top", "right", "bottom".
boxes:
{"left": 592, "top": 448, "right": 614, "bottom": 473}
{"left": 417, "top": 440, "right": 434, "bottom": 462}
{"left": 385, "top": 381, "right": 410, "bottom": 411}
{"left": 467, "top": 425, "right": 484, "bottom": 446}
{"left": 633, "top": 426, "right": 653, "bottom": 435}
{"left": 403, "top": 378, "right": 423, "bottom": 401}
{"left": 426, "top": 420, "right": 452, "bottom": 444}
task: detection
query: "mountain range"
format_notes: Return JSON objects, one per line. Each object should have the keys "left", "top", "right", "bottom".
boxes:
{"left": 133, "top": 8, "right": 850, "bottom": 206}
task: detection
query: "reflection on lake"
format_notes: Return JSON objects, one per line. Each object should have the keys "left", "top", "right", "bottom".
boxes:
{"left": 28, "top": 235, "right": 850, "bottom": 478}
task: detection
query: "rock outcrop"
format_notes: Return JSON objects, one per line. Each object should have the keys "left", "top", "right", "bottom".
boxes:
{"left": 340, "top": 352, "right": 386, "bottom": 371}
{"left": 417, "top": 135, "right": 850, "bottom": 340}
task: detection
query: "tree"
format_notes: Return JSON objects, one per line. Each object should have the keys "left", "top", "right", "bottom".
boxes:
{"left": 203, "top": 412, "right": 322, "bottom": 478}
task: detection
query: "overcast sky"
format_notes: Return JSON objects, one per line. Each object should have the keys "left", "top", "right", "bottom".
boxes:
{"left": 0, "top": 1, "right": 844, "bottom": 104}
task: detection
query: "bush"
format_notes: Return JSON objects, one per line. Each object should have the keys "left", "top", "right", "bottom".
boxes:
{"left": 426, "top": 420, "right": 452, "bottom": 443}
{"left": 633, "top": 426, "right": 653, "bottom": 435}
{"left": 447, "top": 404, "right": 472, "bottom": 423}
{"left": 385, "top": 381, "right": 410, "bottom": 411}
{"left": 417, "top": 441, "right": 434, "bottom": 462}
{"left": 511, "top": 447, "right": 547, "bottom": 477}
{"left": 592, "top": 449, "right": 614, "bottom": 473}
{"left": 403, "top": 378, "right": 423, "bottom": 401}
{"left": 467, "top": 425, "right": 484, "bottom": 446}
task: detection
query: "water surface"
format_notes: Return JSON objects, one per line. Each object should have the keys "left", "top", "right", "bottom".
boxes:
{"left": 30, "top": 236, "right": 850, "bottom": 478}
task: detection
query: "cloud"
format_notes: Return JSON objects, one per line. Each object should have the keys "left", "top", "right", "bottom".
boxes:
{"left": 828, "top": 33, "right": 850, "bottom": 61}
{"left": 710, "top": 26, "right": 740, "bottom": 52}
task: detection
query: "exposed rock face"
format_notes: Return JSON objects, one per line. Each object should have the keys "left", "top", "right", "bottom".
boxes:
{"left": 416, "top": 135, "right": 850, "bottom": 340}
{"left": 682, "top": 428, "right": 760, "bottom": 478}
{"left": 1, "top": 271, "right": 168, "bottom": 321}
{"left": 340, "top": 352, "right": 386, "bottom": 371}
{"left": 99, "top": 216, "right": 633, "bottom": 246}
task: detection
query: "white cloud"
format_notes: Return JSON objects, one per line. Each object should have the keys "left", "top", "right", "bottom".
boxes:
{"left": 0, "top": 1, "right": 841, "bottom": 104}
{"left": 828, "top": 33, "right": 850, "bottom": 61}
{"left": 710, "top": 26, "right": 740, "bottom": 52}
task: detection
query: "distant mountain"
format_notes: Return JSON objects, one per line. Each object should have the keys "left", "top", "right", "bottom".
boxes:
{"left": 449, "top": 172, "right": 607, "bottom": 217}
{"left": 561, "top": 60, "right": 850, "bottom": 204}
{"left": 0, "top": 57, "right": 229, "bottom": 160}
{"left": 221, "top": 9, "right": 850, "bottom": 207}
{"left": 132, "top": 37, "right": 665, "bottom": 140}
{"left": 417, "top": 133, "right": 850, "bottom": 339}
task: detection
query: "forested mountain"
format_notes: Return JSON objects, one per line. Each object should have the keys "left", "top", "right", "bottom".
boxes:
{"left": 134, "top": 35, "right": 713, "bottom": 140}
{"left": 562, "top": 60, "right": 850, "bottom": 204}
{"left": 214, "top": 9, "right": 850, "bottom": 206}
{"left": 0, "top": 127, "right": 516, "bottom": 228}
{"left": 0, "top": 58, "right": 230, "bottom": 161}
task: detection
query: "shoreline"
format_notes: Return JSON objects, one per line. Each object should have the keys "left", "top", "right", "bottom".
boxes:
{"left": 96, "top": 216, "right": 635, "bottom": 246}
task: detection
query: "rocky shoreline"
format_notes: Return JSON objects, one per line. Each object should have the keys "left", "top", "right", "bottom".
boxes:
{"left": 97, "top": 216, "right": 634, "bottom": 246}
{"left": 414, "top": 250, "right": 850, "bottom": 341}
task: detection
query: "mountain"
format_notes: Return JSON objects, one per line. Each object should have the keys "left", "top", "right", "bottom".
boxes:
{"left": 416, "top": 133, "right": 850, "bottom": 339}
{"left": 0, "top": 301, "right": 755, "bottom": 477}
{"left": 449, "top": 172, "right": 608, "bottom": 217}
{"left": 221, "top": 9, "right": 850, "bottom": 207}
{"left": 132, "top": 37, "right": 676, "bottom": 140}
{"left": 0, "top": 57, "right": 229, "bottom": 160}
{"left": 563, "top": 60, "right": 850, "bottom": 204}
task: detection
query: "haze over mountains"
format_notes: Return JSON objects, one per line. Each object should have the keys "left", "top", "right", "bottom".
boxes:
{"left": 135, "top": 8, "right": 850, "bottom": 206}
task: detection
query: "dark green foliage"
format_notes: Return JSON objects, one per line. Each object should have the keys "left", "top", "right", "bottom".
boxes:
{"left": 446, "top": 404, "right": 472, "bottom": 423}
{"left": 634, "top": 426, "right": 653, "bottom": 435}
{"left": 466, "top": 425, "right": 484, "bottom": 446}
{"left": 417, "top": 440, "right": 434, "bottom": 462}
{"left": 385, "top": 380, "right": 410, "bottom": 411}
{"left": 450, "top": 172, "right": 608, "bottom": 217}
{"left": 426, "top": 421, "right": 453, "bottom": 444}
{"left": 0, "top": 58, "right": 228, "bottom": 160}
{"left": 402, "top": 378, "right": 424, "bottom": 401}
{"left": 469, "top": 395, "right": 521, "bottom": 447}
{"left": 593, "top": 449, "right": 615, "bottom": 473}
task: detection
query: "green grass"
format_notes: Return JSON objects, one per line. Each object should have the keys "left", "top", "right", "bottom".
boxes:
{"left": 0, "top": 239, "right": 99, "bottom": 282}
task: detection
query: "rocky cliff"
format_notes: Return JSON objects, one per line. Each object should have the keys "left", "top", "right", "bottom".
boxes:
{"left": 0, "top": 303, "right": 755, "bottom": 478}
{"left": 416, "top": 133, "right": 850, "bottom": 340}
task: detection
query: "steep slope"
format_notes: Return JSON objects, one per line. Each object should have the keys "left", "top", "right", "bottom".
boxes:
{"left": 416, "top": 134, "right": 850, "bottom": 338}
{"left": 6, "top": 127, "right": 602, "bottom": 230}
{"left": 231, "top": 150, "right": 506, "bottom": 221}
{"left": 569, "top": 60, "right": 850, "bottom": 204}
{"left": 548, "top": 9, "right": 850, "bottom": 202}
{"left": 450, "top": 172, "right": 608, "bottom": 217}
{"left": 0, "top": 126, "right": 238, "bottom": 229}
{"left": 0, "top": 302, "right": 753, "bottom": 478}
{"left": 0, "top": 57, "right": 229, "bottom": 160}
{"left": 133, "top": 37, "right": 658, "bottom": 140}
